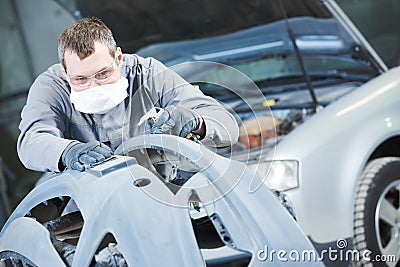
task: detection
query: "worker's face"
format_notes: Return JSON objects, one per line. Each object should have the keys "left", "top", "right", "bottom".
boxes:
{"left": 63, "top": 42, "right": 123, "bottom": 92}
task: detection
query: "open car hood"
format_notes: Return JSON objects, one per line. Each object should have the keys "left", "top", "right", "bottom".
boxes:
{"left": 75, "top": 0, "right": 331, "bottom": 53}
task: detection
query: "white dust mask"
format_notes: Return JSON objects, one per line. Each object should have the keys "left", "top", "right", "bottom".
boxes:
{"left": 70, "top": 76, "right": 129, "bottom": 114}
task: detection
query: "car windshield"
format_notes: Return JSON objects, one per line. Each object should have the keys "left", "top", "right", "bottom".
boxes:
{"left": 171, "top": 51, "right": 375, "bottom": 101}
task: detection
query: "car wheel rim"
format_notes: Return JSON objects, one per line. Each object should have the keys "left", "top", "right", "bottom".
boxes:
{"left": 375, "top": 179, "right": 400, "bottom": 262}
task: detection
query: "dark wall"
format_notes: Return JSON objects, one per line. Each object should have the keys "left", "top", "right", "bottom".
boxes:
{"left": 336, "top": 0, "right": 400, "bottom": 67}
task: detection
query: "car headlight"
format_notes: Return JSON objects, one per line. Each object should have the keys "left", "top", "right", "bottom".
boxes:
{"left": 248, "top": 160, "right": 299, "bottom": 191}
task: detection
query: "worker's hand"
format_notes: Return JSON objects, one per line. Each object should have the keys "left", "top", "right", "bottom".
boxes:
{"left": 61, "top": 141, "right": 113, "bottom": 171}
{"left": 149, "top": 105, "right": 202, "bottom": 138}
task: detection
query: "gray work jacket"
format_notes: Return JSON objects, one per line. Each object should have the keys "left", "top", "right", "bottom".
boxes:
{"left": 17, "top": 55, "right": 239, "bottom": 172}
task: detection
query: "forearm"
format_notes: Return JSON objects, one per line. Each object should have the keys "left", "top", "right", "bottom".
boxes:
{"left": 17, "top": 132, "right": 74, "bottom": 172}
{"left": 148, "top": 57, "right": 239, "bottom": 146}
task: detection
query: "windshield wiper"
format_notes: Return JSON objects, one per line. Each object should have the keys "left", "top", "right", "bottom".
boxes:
{"left": 256, "top": 71, "right": 370, "bottom": 86}
{"left": 306, "top": 72, "right": 371, "bottom": 82}
{"left": 278, "top": 0, "right": 320, "bottom": 111}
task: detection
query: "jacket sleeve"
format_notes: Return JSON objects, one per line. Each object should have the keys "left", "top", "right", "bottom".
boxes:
{"left": 17, "top": 67, "right": 74, "bottom": 172}
{"left": 147, "top": 58, "right": 239, "bottom": 147}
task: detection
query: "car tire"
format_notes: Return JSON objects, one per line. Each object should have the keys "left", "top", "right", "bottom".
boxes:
{"left": 353, "top": 157, "right": 400, "bottom": 267}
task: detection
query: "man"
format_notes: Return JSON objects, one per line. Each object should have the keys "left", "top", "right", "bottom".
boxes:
{"left": 17, "top": 17, "right": 239, "bottom": 173}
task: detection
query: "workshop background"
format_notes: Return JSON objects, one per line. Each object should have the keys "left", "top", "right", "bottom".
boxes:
{"left": 0, "top": 0, "right": 399, "bottom": 224}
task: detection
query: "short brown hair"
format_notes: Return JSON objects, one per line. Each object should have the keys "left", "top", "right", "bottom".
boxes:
{"left": 58, "top": 17, "right": 116, "bottom": 70}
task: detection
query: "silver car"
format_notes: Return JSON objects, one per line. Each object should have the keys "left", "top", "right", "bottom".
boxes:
{"left": 136, "top": 0, "right": 399, "bottom": 265}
